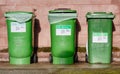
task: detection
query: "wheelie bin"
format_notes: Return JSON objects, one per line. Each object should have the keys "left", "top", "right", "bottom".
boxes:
{"left": 86, "top": 12, "right": 115, "bottom": 64}
{"left": 4, "top": 11, "right": 33, "bottom": 64}
{"left": 48, "top": 9, "right": 77, "bottom": 64}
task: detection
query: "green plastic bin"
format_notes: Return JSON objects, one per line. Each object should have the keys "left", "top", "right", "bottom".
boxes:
{"left": 4, "top": 11, "right": 33, "bottom": 65}
{"left": 86, "top": 12, "right": 115, "bottom": 64}
{"left": 48, "top": 9, "right": 77, "bottom": 64}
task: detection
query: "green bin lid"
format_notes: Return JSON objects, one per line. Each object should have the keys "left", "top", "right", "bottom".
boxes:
{"left": 86, "top": 12, "right": 115, "bottom": 19}
{"left": 49, "top": 9, "right": 76, "bottom": 13}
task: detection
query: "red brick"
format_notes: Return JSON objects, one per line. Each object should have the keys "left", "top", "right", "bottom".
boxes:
{"left": 112, "top": 0, "right": 120, "bottom": 4}
{"left": 1, "top": 6, "right": 33, "bottom": 13}
{"left": 66, "top": 0, "right": 112, "bottom": 4}
{"left": 29, "top": 0, "right": 112, "bottom": 6}
{"left": 113, "top": 35, "right": 120, "bottom": 42}
{"left": 6, "top": 0, "right": 30, "bottom": 6}
{"left": 113, "top": 25, "right": 120, "bottom": 35}
{"left": 0, "top": 0, "right": 6, "bottom": 5}
{"left": 0, "top": 26, "right": 8, "bottom": 50}
{"left": 30, "top": 0, "right": 66, "bottom": 6}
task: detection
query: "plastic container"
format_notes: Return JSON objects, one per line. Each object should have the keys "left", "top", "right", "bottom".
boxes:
{"left": 5, "top": 11, "right": 33, "bottom": 64}
{"left": 86, "top": 12, "right": 115, "bottom": 64}
{"left": 48, "top": 9, "right": 77, "bottom": 64}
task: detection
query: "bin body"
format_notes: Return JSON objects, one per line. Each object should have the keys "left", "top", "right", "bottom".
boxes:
{"left": 86, "top": 12, "right": 114, "bottom": 64}
{"left": 48, "top": 9, "right": 77, "bottom": 64}
{"left": 5, "top": 11, "right": 33, "bottom": 64}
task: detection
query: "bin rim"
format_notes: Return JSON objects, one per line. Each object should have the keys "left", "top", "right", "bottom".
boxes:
{"left": 5, "top": 11, "right": 33, "bottom": 14}
{"left": 49, "top": 9, "right": 76, "bottom": 13}
{"left": 86, "top": 12, "right": 115, "bottom": 19}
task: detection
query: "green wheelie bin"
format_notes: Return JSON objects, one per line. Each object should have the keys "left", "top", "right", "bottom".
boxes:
{"left": 48, "top": 9, "right": 77, "bottom": 64}
{"left": 4, "top": 11, "right": 33, "bottom": 65}
{"left": 86, "top": 12, "right": 115, "bottom": 64}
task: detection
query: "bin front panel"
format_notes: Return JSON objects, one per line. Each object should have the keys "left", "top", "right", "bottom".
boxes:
{"left": 6, "top": 20, "right": 32, "bottom": 58}
{"left": 50, "top": 19, "right": 76, "bottom": 58}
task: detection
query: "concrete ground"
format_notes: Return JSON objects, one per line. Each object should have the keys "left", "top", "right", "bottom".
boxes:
{"left": 0, "top": 47, "right": 120, "bottom": 74}
{"left": 0, "top": 62, "right": 120, "bottom": 74}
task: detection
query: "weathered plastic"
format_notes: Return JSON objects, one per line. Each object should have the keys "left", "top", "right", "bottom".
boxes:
{"left": 48, "top": 9, "right": 77, "bottom": 64}
{"left": 86, "top": 12, "right": 115, "bottom": 64}
{"left": 5, "top": 11, "right": 33, "bottom": 65}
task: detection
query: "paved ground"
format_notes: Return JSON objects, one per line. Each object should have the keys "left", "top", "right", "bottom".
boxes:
{"left": 0, "top": 62, "right": 120, "bottom": 74}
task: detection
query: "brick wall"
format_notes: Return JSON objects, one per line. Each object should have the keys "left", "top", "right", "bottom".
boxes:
{"left": 0, "top": 0, "right": 120, "bottom": 50}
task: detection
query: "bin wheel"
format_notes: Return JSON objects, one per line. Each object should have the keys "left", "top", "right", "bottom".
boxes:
{"left": 49, "top": 54, "right": 53, "bottom": 63}
{"left": 85, "top": 54, "right": 88, "bottom": 63}
{"left": 74, "top": 54, "right": 79, "bottom": 63}
{"left": 30, "top": 54, "right": 38, "bottom": 63}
